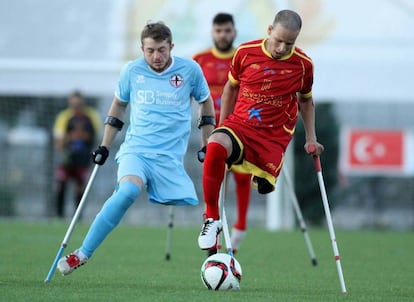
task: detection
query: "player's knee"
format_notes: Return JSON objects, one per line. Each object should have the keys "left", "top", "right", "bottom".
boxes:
{"left": 211, "top": 128, "right": 242, "bottom": 166}
{"left": 116, "top": 181, "right": 141, "bottom": 205}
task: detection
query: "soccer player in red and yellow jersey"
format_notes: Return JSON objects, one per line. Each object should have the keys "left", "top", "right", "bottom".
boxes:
{"left": 193, "top": 13, "right": 251, "bottom": 254}
{"left": 198, "top": 10, "right": 325, "bottom": 251}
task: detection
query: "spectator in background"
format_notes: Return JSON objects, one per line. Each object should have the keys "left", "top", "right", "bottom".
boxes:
{"left": 193, "top": 13, "right": 251, "bottom": 255}
{"left": 53, "top": 91, "right": 101, "bottom": 218}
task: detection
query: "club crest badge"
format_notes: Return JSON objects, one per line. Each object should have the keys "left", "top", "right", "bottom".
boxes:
{"left": 169, "top": 74, "right": 184, "bottom": 88}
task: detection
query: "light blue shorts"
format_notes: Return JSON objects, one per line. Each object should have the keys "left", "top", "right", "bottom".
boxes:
{"left": 116, "top": 153, "right": 198, "bottom": 206}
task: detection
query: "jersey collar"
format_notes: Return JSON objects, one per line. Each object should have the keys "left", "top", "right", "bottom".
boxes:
{"left": 211, "top": 47, "right": 236, "bottom": 59}
{"left": 261, "top": 38, "right": 294, "bottom": 61}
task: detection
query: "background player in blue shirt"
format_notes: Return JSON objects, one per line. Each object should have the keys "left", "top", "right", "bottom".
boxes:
{"left": 57, "top": 21, "right": 215, "bottom": 275}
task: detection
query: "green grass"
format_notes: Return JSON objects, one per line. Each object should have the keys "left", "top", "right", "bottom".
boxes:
{"left": 0, "top": 221, "right": 413, "bottom": 302}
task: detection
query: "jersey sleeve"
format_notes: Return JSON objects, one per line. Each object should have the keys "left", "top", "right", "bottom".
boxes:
{"left": 190, "top": 61, "right": 210, "bottom": 103}
{"left": 228, "top": 49, "right": 242, "bottom": 85}
{"left": 115, "top": 61, "right": 133, "bottom": 103}
{"left": 53, "top": 110, "right": 69, "bottom": 139}
{"left": 299, "top": 60, "right": 314, "bottom": 98}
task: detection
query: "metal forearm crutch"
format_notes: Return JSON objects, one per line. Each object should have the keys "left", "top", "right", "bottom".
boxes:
{"left": 281, "top": 168, "right": 318, "bottom": 266}
{"left": 165, "top": 206, "right": 174, "bottom": 260}
{"left": 309, "top": 145, "right": 347, "bottom": 294}
{"left": 218, "top": 169, "right": 233, "bottom": 256}
{"left": 44, "top": 164, "right": 99, "bottom": 283}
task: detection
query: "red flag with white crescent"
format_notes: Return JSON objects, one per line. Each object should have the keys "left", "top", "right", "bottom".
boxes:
{"left": 341, "top": 129, "right": 406, "bottom": 175}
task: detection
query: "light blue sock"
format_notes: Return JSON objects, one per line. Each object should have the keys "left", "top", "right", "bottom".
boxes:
{"left": 80, "top": 181, "right": 141, "bottom": 258}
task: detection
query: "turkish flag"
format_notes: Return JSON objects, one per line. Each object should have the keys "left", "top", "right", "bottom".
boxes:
{"left": 347, "top": 130, "right": 404, "bottom": 170}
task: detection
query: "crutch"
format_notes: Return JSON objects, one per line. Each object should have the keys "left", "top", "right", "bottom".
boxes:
{"left": 281, "top": 168, "right": 318, "bottom": 266}
{"left": 44, "top": 164, "right": 99, "bottom": 283}
{"left": 218, "top": 169, "right": 233, "bottom": 256}
{"left": 308, "top": 145, "right": 347, "bottom": 294}
{"left": 165, "top": 206, "right": 174, "bottom": 260}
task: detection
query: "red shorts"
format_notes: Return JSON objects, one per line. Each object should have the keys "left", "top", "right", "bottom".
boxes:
{"left": 219, "top": 115, "right": 296, "bottom": 188}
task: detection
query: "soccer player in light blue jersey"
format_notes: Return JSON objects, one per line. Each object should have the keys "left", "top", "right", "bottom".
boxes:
{"left": 57, "top": 21, "right": 215, "bottom": 276}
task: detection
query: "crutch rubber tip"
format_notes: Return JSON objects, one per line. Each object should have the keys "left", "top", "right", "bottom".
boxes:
{"left": 165, "top": 254, "right": 171, "bottom": 261}
{"left": 311, "top": 258, "right": 318, "bottom": 266}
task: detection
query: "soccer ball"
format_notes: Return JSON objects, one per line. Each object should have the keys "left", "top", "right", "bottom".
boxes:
{"left": 200, "top": 253, "right": 242, "bottom": 290}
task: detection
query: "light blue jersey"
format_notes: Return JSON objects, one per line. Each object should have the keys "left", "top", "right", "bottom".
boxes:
{"left": 115, "top": 56, "right": 210, "bottom": 161}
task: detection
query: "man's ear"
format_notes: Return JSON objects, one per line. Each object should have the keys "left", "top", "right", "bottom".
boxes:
{"left": 267, "top": 25, "right": 273, "bottom": 35}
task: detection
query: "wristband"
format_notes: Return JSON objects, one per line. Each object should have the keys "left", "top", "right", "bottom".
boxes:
{"left": 104, "top": 116, "right": 124, "bottom": 131}
{"left": 197, "top": 116, "right": 215, "bottom": 129}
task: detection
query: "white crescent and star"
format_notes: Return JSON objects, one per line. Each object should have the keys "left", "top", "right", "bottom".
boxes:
{"left": 353, "top": 136, "right": 386, "bottom": 163}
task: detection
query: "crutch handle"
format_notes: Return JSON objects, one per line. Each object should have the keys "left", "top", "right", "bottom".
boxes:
{"left": 307, "top": 144, "right": 321, "bottom": 172}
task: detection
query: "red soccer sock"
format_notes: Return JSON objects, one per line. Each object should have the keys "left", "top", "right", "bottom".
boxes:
{"left": 233, "top": 172, "right": 252, "bottom": 230}
{"left": 203, "top": 142, "right": 227, "bottom": 220}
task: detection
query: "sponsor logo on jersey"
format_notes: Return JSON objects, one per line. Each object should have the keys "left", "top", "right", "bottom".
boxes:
{"left": 135, "top": 74, "right": 145, "bottom": 83}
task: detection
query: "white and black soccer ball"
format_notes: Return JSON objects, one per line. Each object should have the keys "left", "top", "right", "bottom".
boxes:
{"left": 200, "top": 253, "right": 242, "bottom": 290}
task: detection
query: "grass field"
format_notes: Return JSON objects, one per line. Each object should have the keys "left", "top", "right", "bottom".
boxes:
{"left": 1, "top": 220, "right": 413, "bottom": 302}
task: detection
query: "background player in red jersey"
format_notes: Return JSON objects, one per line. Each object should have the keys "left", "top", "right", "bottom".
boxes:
{"left": 198, "top": 9, "right": 325, "bottom": 250}
{"left": 193, "top": 13, "right": 251, "bottom": 255}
